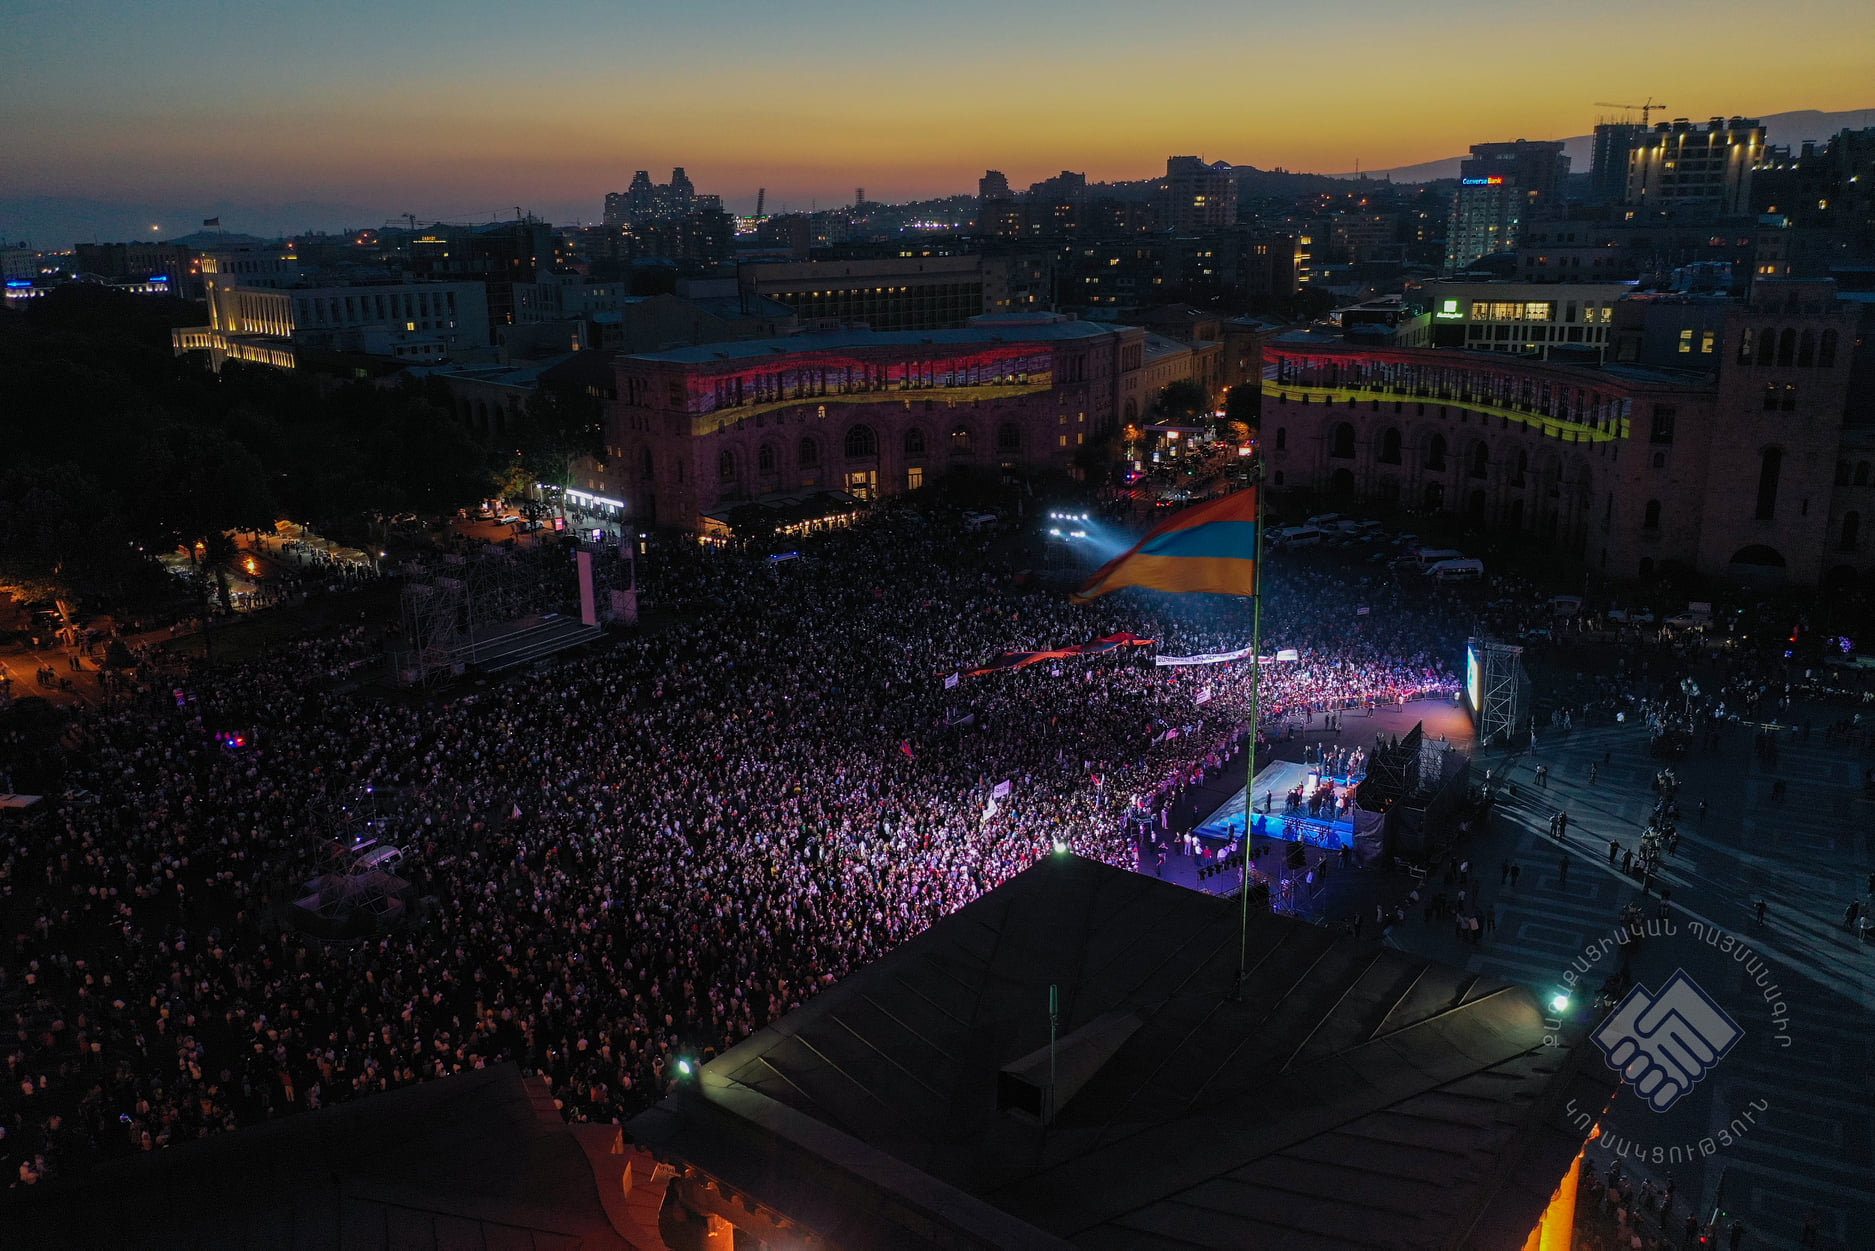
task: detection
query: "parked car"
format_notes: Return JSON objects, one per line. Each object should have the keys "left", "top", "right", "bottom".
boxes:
{"left": 1428, "top": 558, "right": 1485, "bottom": 582}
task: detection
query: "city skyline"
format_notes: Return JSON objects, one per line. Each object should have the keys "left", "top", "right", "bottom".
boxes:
{"left": 4, "top": 0, "right": 1874, "bottom": 245}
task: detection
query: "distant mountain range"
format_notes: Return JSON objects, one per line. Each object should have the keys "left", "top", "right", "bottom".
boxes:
{"left": 0, "top": 196, "right": 388, "bottom": 253}
{"left": 1332, "top": 107, "right": 1875, "bottom": 184}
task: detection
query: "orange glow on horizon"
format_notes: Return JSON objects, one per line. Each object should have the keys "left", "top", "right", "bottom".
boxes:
{"left": 4, "top": 1, "right": 1871, "bottom": 221}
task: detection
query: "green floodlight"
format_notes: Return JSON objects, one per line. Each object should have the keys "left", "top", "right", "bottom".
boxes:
{"left": 1052, "top": 840, "right": 1069, "bottom": 854}
{"left": 675, "top": 1058, "right": 693, "bottom": 1076}
{"left": 1550, "top": 993, "right": 1571, "bottom": 1014}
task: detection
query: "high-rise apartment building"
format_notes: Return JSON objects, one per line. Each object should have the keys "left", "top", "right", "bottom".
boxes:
{"left": 1155, "top": 157, "right": 1237, "bottom": 233}
{"left": 1753, "top": 126, "right": 1875, "bottom": 248}
{"left": 1462, "top": 141, "right": 1570, "bottom": 216}
{"left": 1625, "top": 117, "right": 1765, "bottom": 215}
{"left": 978, "top": 170, "right": 1012, "bottom": 202}
{"left": 1444, "top": 141, "right": 1569, "bottom": 274}
{"left": 1590, "top": 123, "right": 1646, "bottom": 205}
{"left": 1444, "top": 180, "right": 1524, "bottom": 273}
{"left": 602, "top": 168, "right": 705, "bottom": 226}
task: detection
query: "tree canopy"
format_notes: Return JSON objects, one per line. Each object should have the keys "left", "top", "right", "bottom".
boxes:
{"left": 0, "top": 285, "right": 527, "bottom": 607}
{"left": 1155, "top": 378, "right": 1211, "bottom": 422}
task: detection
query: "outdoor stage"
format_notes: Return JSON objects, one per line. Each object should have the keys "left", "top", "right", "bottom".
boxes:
{"left": 1193, "top": 759, "right": 1362, "bottom": 851}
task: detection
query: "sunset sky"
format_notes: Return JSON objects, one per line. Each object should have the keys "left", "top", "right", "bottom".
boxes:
{"left": 4, "top": 0, "right": 1872, "bottom": 239}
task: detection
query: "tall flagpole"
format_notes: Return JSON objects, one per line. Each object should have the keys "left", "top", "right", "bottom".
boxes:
{"left": 1235, "top": 459, "right": 1265, "bottom": 999}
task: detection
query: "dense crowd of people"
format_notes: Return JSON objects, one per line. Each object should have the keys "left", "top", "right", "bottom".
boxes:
{"left": 0, "top": 502, "right": 1619, "bottom": 1189}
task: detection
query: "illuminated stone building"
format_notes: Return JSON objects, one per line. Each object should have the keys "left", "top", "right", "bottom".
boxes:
{"left": 1259, "top": 279, "right": 1861, "bottom": 586}
{"left": 596, "top": 319, "right": 1149, "bottom": 529}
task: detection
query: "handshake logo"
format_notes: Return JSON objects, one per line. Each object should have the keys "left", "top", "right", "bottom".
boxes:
{"left": 1592, "top": 970, "right": 1743, "bottom": 1112}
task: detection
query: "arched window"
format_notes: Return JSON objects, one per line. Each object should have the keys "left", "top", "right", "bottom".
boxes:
{"left": 1757, "top": 327, "right": 1777, "bottom": 367}
{"left": 1274, "top": 427, "right": 1287, "bottom": 451}
{"left": 1736, "top": 327, "right": 1754, "bottom": 365}
{"left": 1123, "top": 398, "right": 1138, "bottom": 422}
{"left": 1819, "top": 329, "right": 1839, "bottom": 368}
{"left": 1798, "top": 330, "right": 1815, "bottom": 367}
{"left": 1468, "top": 442, "right": 1488, "bottom": 478}
{"left": 1428, "top": 434, "right": 1447, "bottom": 470}
{"left": 843, "top": 424, "right": 876, "bottom": 458}
{"left": 904, "top": 427, "right": 926, "bottom": 456}
{"left": 641, "top": 447, "right": 654, "bottom": 479}
{"left": 718, "top": 450, "right": 735, "bottom": 482}
{"left": 1777, "top": 328, "right": 1796, "bottom": 367}
{"left": 1841, "top": 511, "right": 1861, "bottom": 551}
{"left": 950, "top": 425, "right": 972, "bottom": 452}
{"left": 1379, "top": 428, "right": 1402, "bottom": 464}
{"left": 758, "top": 443, "right": 776, "bottom": 472}
{"left": 996, "top": 422, "right": 1022, "bottom": 452}
{"left": 797, "top": 437, "right": 818, "bottom": 468}
{"left": 1755, "top": 447, "right": 1782, "bottom": 520}
{"left": 1838, "top": 461, "right": 1854, "bottom": 486}
{"left": 1330, "top": 422, "right": 1355, "bottom": 458}
{"left": 1514, "top": 449, "right": 1528, "bottom": 487}
{"left": 1643, "top": 499, "right": 1661, "bottom": 530}
{"left": 1858, "top": 461, "right": 1872, "bottom": 486}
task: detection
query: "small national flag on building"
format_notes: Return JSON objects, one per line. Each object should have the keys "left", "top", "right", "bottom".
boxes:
{"left": 202, "top": 217, "right": 220, "bottom": 227}
{"left": 1071, "top": 487, "right": 1258, "bottom": 602}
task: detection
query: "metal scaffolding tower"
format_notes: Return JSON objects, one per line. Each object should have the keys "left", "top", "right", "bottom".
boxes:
{"left": 1469, "top": 637, "right": 1527, "bottom": 749}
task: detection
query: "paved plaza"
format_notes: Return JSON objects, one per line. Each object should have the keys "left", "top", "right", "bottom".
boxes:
{"left": 1374, "top": 714, "right": 1874, "bottom": 1251}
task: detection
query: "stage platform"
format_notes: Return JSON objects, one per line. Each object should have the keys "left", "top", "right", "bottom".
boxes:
{"left": 1194, "top": 759, "right": 1361, "bottom": 851}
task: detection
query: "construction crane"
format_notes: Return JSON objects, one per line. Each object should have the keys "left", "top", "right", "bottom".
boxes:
{"left": 1595, "top": 98, "right": 1664, "bottom": 126}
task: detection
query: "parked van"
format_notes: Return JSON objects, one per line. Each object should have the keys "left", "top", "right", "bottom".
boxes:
{"left": 1399, "top": 547, "right": 1463, "bottom": 572}
{"left": 1277, "top": 526, "right": 1324, "bottom": 547}
{"left": 1428, "top": 558, "right": 1485, "bottom": 582}
{"left": 1305, "top": 513, "right": 1340, "bottom": 528}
